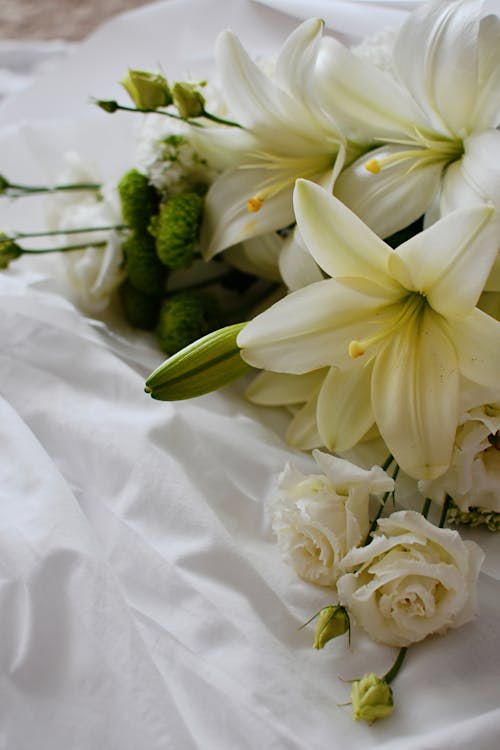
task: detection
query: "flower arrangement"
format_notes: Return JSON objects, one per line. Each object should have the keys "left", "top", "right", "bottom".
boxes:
{"left": 2, "top": 0, "right": 500, "bottom": 725}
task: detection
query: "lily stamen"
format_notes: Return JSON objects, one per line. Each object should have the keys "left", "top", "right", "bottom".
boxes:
{"left": 365, "top": 132, "right": 463, "bottom": 176}
{"left": 349, "top": 294, "right": 426, "bottom": 359}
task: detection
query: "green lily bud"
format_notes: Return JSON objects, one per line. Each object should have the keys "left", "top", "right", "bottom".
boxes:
{"left": 96, "top": 99, "right": 119, "bottom": 113}
{"left": 145, "top": 322, "right": 251, "bottom": 401}
{"left": 123, "top": 232, "right": 167, "bottom": 297}
{"left": 120, "top": 69, "right": 173, "bottom": 110}
{"left": 172, "top": 82, "right": 205, "bottom": 118}
{"left": 120, "top": 280, "right": 161, "bottom": 330}
{"left": 153, "top": 192, "right": 203, "bottom": 270}
{"left": 313, "top": 606, "right": 350, "bottom": 649}
{"left": 351, "top": 673, "right": 394, "bottom": 724}
{"left": 0, "top": 233, "right": 22, "bottom": 268}
{"left": 118, "top": 169, "right": 159, "bottom": 234}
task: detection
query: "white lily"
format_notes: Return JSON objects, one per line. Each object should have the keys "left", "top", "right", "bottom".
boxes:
{"left": 238, "top": 180, "right": 500, "bottom": 481}
{"left": 199, "top": 18, "right": 353, "bottom": 261}
{"left": 315, "top": 0, "right": 500, "bottom": 237}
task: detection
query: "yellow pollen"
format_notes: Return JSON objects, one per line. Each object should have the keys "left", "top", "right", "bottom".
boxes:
{"left": 247, "top": 197, "right": 264, "bottom": 212}
{"left": 349, "top": 341, "right": 365, "bottom": 359}
{"left": 365, "top": 158, "right": 381, "bottom": 174}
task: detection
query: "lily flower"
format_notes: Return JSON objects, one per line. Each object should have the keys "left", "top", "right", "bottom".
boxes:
{"left": 315, "top": 0, "right": 500, "bottom": 237}
{"left": 199, "top": 18, "right": 356, "bottom": 261}
{"left": 238, "top": 180, "right": 500, "bottom": 480}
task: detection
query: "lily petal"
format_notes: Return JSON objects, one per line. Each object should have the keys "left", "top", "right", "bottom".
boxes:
{"left": 245, "top": 369, "right": 327, "bottom": 405}
{"left": 471, "top": 12, "right": 500, "bottom": 129}
{"left": 317, "top": 364, "right": 375, "bottom": 452}
{"left": 238, "top": 278, "right": 389, "bottom": 373}
{"left": 315, "top": 36, "right": 430, "bottom": 143}
{"left": 294, "top": 179, "right": 400, "bottom": 291}
{"left": 390, "top": 205, "right": 497, "bottom": 317}
{"left": 224, "top": 232, "right": 283, "bottom": 281}
{"left": 446, "top": 307, "right": 500, "bottom": 389}
{"left": 371, "top": 310, "right": 460, "bottom": 480}
{"left": 286, "top": 389, "right": 323, "bottom": 450}
{"left": 278, "top": 227, "right": 324, "bottom": 291}
{"left": 335, "top": 146, "right": 443, "bottom": 239}
{"left": 441, "top": 129, "right": 500, "bottom": 214}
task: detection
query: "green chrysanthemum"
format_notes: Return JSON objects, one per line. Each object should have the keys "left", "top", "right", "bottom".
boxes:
{"left": 153, "top": 192, "right": 203, "bottom": 270}
{"left": 118, "top": 169, "right": 159, "bottom": 233}
{"left": 123, "top": 232, "right": 167, "bottom": 297}
{"left": 120, "top": 280, "right": 161, "bottom": 330}
{"left": 156, "top": 290, "right": 215, "bottom": 354}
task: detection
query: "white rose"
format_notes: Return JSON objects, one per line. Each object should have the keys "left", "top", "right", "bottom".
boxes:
{"left": 270, "top": 449, "right": 394, "bottom": 587}
{"left": 337, "top": 510, "right": 484, "bottom": 647}
{"left": 419, "top": 403, "right": 500, "bottom": 512}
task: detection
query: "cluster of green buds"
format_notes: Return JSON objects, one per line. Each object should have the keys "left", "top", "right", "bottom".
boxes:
{"left": 447, "top": 502, "right": 500, "bottom": 531}
{"left": 96, "top": 68, "right": 241, "bottom": 128}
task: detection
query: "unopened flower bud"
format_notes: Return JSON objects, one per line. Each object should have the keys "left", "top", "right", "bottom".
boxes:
{"left": 96, "top": 99, "right": 119, "bottom": 113}
{"left": 0, "top": 233, "right": 22, "bottom": 268}
{"left": 351, "top": 673, "right": 394, "bottom": 724}
{"left": 118, "top": 169, "right": 159, "bottom": 233}
{"left": 145, "top": 321, "right": 250, "bottom": 401}
{"left": 153, "top": 191, "right": 203, "bottom": 270}
{"left": 0, "top": 175, "right": 9, "bottom": 194}
{"left": 172, "top": 82, "right": 205, "bottom": 118}
{"left": 120, "top": 69, "right": 172, "bottom": 110}
{"left": 313, "top": 606, "right": 350, "bottom": 649}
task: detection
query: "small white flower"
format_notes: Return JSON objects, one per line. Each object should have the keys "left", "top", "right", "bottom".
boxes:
{"left": 419, "top": 402, "right": 500, "bottom": 512}
{"left": 337, "top": 510, "right": 484, "bottom": 647}
{"left": 270, "top": 449, "right": 393, "bottom": 587}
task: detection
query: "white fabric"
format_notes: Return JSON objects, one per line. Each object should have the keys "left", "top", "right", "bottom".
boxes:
{"left": 0, "top": 2, "right": 499, "bottom": 748}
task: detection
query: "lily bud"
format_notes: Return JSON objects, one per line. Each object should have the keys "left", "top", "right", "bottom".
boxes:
{"left": 120, "top": 69, "right": 172, "bottom": 110}
{"left": 313, "top": 606, "right": 350, "bottom": 649}
{"left": 145, "top": 322, "right": 251, "bottom": 401}
{"left": 153, "top": 192, "right": 203, "bottom": 270}
{"left": 172, "top": 82, "right": 205, "bottom": 118}
{"left": 351, "top": 673, "right": 394, "bottom": 724}
{"left": 0, "top": 234, "right": 22, "bottom": 268}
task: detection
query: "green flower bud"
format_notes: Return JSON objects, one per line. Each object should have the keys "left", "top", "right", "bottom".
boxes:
{"left": 153, "top": 192, "right": 203, "bottom": 270}
{"left": 123, "top": 232, "right": 167, "bottom": 297}
{"left": 120, "top": 280, "right": 161, "bottom": 330}
{"left": 118, "top": 169, "right": 159, "bottom": 234}
{"left": 155, "top": 290, "right": 215, "bottom": 355}
{"left": 172, "top": 82, "right": 205, "bottom": 118}
{"left": 313, "top": 606, "right": 350, "bottom": 650}
{"left": 0, "top": 175, "right": 9, "bottom": 194}
{"left": 96, "top": 99, "right": 119, "bottom": 113}
{"left": 0, "top": 233, "right": 22, "bottom": 268}
{"left": 120, "top": 69, "right": 172, "bottom": 110}
{"left": 351, "top": 673, "right": 394, "bottom": 724}
{"left": 145, "top": 321, "right": 250, "bottom": 401}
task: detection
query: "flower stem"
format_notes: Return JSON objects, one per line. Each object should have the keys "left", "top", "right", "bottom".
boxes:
{"left": 95, "top": 100, "right": 204, "bottom": 127}
{"left": 20, "top": 241, "right": 107, "bottom": 254}
{"left": 200, "top": 110, "right": 243, "bottom": 129}
{"left": 365, "top": 461, "right": 399, "bottom": 544}
{"left": 382, "top": 647, "right": 408, "bottom": 685}
{"left": 439, "top": 494, "right": 453, "bottom": 528}
{"left": 2, "top": 180, "right": 101, "bottom": 197}
{"left": 381, "top": 454, "right": 394, "bottom": 472}
{"left": 421, "top": 497, "right": 432, "bottom": 518}
{"left": 10, "top": 224, "right": 127, "bottom": 240}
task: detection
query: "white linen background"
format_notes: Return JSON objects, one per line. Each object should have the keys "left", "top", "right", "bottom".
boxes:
{"left": 1, "top": 1, "right": 500, "bottom": 748}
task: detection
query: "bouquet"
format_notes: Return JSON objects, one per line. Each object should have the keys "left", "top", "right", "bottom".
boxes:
{"left": 2, "top": 0, "right": 500, "bottom": 725}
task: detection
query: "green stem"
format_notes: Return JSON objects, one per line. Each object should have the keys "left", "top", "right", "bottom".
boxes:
{"left": 201, "top": 110, "right": 243, "bottom": 129}
{"left": 11, "top": 224, "right": 127, "bottom": 240}
{"left": 4, "top": 181, "right": 101, "bottom": 197}
{"left": 20, "top": 241, "right": 107, "bottom": 254}
{"left": 421, "top": 497, "right": 432, "bottom": 519}
{"left": 383, "top": 647, "right": 408, "bottom": 685}
{"left": 381, "top": 454, "right": 394, "bottom": 472}
{"left": 365, "top": 461, "right": 399, "bottom": 545}
{"left": 439, "top": 495, "right": 453, "bottom": 528}
{"left": 96, "top": 100, "right": 204, "bottom": 128}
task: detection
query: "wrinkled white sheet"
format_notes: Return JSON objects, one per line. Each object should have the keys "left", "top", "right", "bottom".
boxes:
{"left": 1, "top": 2, "right": 500, "bottom": 748}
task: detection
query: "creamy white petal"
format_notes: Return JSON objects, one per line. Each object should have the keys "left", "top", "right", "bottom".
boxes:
{"left": 275, "top": 18, "right": 323, "bottom": 104}
{"left": 441, "top": 130, "right": 500, "bottom": 214}
{"left": 316, "top": 364, "right": 375, "bottom": 452}
{"left": 278, "top": 227, "right": 324, "bottom": 291}
{"left": 447, "top": 307, "right": 500, "bottom": 389}
{"left": 293, "top": 179, "right": 400, "bottom": 291}
{"left": 371, "top": 310, "right": 460, "bottom": 480}
{"left": 390, "top": 205, "right": 497, "bottom": 317}
{"left": 315, "top": 36, "right": 430, "bottom": 144}
{"left": 224, "top": 233, "right": 283, "bottom": 281}
{"left": 335, "top": 146, "right": 443, "bottom": 239}
{"left": 286, "top": 391, "right": 323, "bottom": 450}
{"left": 200, "top": 167, "right": 294, "bottom": 259}
{"left": 471, "top": 12, "right": 500, "bottom": 129}
{"left": 238, "top": 279, "right": 388, "bottom": 373}
{"left": 393, "top": 0, "right": 484, "bottom": 136}
{"left": 245, "top": 369, "right": 327, "bottom": 405}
